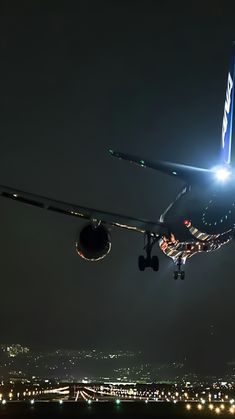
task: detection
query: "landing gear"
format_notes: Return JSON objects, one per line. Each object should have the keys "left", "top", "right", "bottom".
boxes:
{"left": 138, "top": 233, "right": 159, "bottom": 272}
{"left": 151, "top": 255, "right": 159, "bottom": 271}
{"left": 138, "top": 255, "right": 146, "bottom": 271}
{"left": 173, "top": 256, "right": 185, "bottom": 280}
{"left": 138, "top": 255, "right": 159, "bottom": 271}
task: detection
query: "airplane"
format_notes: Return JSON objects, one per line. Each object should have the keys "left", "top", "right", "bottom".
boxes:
{"left": 0, "top": 44, "right": 234, "bottom": 280}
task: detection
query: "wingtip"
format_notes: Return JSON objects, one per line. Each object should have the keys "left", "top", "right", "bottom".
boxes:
{"left": 108, "top": 149, "right": 120, "bottom": 158}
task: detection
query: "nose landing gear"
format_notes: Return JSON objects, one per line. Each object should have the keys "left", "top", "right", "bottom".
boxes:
{"left": 173, "top": 256, "right": 185, "bottom": 280}
{"left": 138, "top": 233, "right": 159, "bottom": 272}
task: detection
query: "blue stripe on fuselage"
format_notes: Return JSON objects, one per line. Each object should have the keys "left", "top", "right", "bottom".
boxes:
{"left": 221, "top": 43, "right": 235, "bottom": 165}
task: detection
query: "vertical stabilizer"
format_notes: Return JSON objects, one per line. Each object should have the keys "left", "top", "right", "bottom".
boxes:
{"left": 221, "top": 43, "right": 235, "bottom": 165}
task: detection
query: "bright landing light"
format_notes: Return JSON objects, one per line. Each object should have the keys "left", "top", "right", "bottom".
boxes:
{"left": 213, "top": 166, "right": 231, "bottom": 182}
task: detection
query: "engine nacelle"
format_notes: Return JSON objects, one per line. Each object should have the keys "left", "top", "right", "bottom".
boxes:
{"left": 76, "top": 223, "right": 111, "bottom": 261}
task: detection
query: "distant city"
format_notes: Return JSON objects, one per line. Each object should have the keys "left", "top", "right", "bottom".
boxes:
{"left": 0, "top": 343, "right": 235, "bottom": 385}
{"left": 1, "top": 344, "right": 235, "bottom": 416}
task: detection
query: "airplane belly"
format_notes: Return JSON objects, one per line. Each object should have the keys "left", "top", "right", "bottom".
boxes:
{"left": 162, "top": 184, "right": 235, "bottom": 239}
{"left": 159, "top": 184, "right": 235, "bottom": 262}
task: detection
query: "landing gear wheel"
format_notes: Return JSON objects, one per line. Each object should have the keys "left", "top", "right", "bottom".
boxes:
{"left": 173, "top": 256, "right": 186, "bottom": 280}
{"left": 138, "top": 255, "right": 146, "bottom": 271}
{"left": 173, "top": 271, "right": 179, "bottom": 280}
{"left": 180, "top": 271, "right": 185, "bottom": 280}
{"left": 151, "top": 255, "right": 159, "bottom": 271}
{"left": 139, "top": 233, "right": 159, "bottom": 272}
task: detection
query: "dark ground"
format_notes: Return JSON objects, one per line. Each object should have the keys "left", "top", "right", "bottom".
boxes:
{"left": 0, "top": 402, "right": 233, "bottom": 418}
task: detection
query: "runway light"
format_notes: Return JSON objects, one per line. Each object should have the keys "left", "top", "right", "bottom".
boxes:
{"left": 209, "top": 404, "right": 214, "bottom": 410}
{"left": 87, "top": 400, "right": 92, "bottom": 405}
{"left": 59, "top": 400, "right": 63, "bottom": 405}
{"left": 2, "top": 400, "right": 6, "bottom": 405}
{"left": 115, "top": 399, "right": 120, "bottom": 405}
{"left": 213, "top": 166, "right": 231, "bottom": 182}
{"left": 215, "top": 407, "right": 221, "bottom": 414}
{"left": 186, "top": 404, "right": 191, "bottom": 410}
{"left": 30, "top": 399, "right": 34, "bottom": 405}
{"left": 197, "top": 403, "right": 203, "bottom": 410}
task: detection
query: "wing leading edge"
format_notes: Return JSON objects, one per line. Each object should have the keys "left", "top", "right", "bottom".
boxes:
{"left": 0, "top": 184, "right": 166, "bottom": 235}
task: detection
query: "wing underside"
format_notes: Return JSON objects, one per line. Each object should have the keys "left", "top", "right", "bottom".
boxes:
{"left": 0, "top": 184, "right": 166, "bottom": 235}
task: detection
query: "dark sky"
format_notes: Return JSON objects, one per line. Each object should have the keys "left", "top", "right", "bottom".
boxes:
{"left": 0, "top": 1, "right": 235, "bottom": 371}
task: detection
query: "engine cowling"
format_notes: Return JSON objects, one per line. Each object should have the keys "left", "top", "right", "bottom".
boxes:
{"left": 76, "top": 223, "right": 111, "bottom": 261}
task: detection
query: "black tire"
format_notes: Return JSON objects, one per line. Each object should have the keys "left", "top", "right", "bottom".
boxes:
{"left": 138, "top": 255, "right": 146, "bottom": 271}
{"left": 173, "top": 271, "right": 178, "bottom": 280}
{"left": 151, "top": 255, "right": 159, "bottom": 271}
{"left": 180, "top": 271, "right": 185, "bottom": 280}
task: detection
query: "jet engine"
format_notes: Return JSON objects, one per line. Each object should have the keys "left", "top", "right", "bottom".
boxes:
{"left": 76, "top": 223, "right": 111, "bottom": 261}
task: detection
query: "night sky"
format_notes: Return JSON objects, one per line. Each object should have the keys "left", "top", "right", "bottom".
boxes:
{"left": 0, "top": 1, "right": 235, "bottom": 373}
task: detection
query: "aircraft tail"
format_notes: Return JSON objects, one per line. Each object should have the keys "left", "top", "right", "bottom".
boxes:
{"left": 221, "top": 42, "right": 235, "bottom": 165}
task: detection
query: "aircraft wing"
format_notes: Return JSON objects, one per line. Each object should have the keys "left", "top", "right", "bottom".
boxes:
{"left": 0, "top": 184, "right": 166, "bottom": 235}
{"left": 109, "top": 150, "right": 211, "bottom": 183}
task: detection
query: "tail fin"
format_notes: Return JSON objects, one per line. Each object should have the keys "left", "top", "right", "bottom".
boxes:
{"left": 221, "top": 43, "right": 235, "bottom": 165}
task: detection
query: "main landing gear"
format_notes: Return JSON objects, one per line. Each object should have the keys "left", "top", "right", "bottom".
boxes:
{"left": 138, "top": 233, "right": 159, "bottom": 272}
{"left": 173, "top": 256, "right": 185, "bottom": 280}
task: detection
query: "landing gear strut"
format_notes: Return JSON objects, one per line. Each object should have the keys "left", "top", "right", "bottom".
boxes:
{"left": 173, "top": 256, "right": 185, "bottom": 280}
{"left": 138, "top": 233, "right": 159, "bottom": 272}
